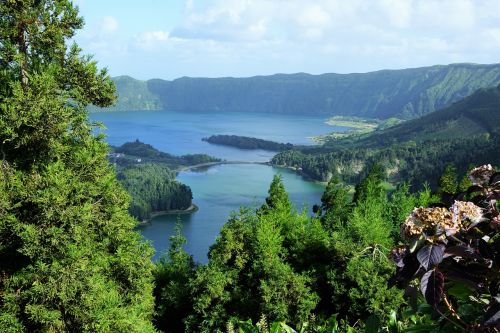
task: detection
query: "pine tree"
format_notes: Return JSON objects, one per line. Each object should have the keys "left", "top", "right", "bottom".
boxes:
{"left": 0, "top": 1, "right": 156, "bottom": 331}
{"left": 154, "top": 222, "right": 196, "bottom": 333}
{"left": 259, "top": 174, "right": 292, "bottom": 214}
{"left": 319, "top": 176, "right": 351, "bottom": 232}
{"left": 438, "top": 164, "right": 458, "bottom": 194}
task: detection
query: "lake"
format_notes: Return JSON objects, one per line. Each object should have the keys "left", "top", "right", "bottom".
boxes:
{"left": 90, "top": 110, "right": 344, "bottom": 262}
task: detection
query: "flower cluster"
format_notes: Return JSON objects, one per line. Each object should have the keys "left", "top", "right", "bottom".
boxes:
{"left": 401, "top": 207, "right": 454, "bottom": 241}
{"left": 393, "top": 164, "right": 500, "bottom": 331}
{"left": 469, "top": 164, "right": 495, "bottom": 186}
{"left": 401, "top": 198, "right": 485, "bottom": 241}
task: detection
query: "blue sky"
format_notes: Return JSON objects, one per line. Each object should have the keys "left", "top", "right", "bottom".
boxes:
{"left": 73, "top": 0, "right": 500, "bottom": 80}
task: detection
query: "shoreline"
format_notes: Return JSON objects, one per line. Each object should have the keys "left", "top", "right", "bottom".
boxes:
{"left": 269, "top": 164, "right": 328, "bottom": 186}
{"left": 137, "top": 204, "right": 199, "bottom": 226}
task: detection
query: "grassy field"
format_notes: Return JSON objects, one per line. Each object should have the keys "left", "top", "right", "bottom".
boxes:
{"left": 312, "top": 116, "right": 380, "bottom": 143}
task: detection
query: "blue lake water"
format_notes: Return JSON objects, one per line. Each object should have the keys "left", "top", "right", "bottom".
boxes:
{"left": 90, "top": 110, "right": 342, "bottom": 262}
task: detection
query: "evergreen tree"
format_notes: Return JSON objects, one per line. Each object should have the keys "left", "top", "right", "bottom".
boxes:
{"left": 438, "top": 164, "right": 458, "bottom": 194}
{"left": 154, "top": 223, "right": 196, "bottom": 333}
{"left": 352, "top": 163, "right": 385, "bottom": 204}
{"left": 0, "top": 1, "right": 155, "bottom": 331}
{"left": 319, "top": 176, "right": 351, "bottom": 232}
{"left": 259, "top": 174, "right": 292, "bottom": 214}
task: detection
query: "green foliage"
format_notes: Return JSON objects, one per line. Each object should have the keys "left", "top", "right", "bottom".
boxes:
{"left": 318, "top": 176, "right": 351, "bottom": 233}
{"left": 0, "top": 1, "right": 156, "bottom": 331}
{"left": 327, "top": 166, "right": 406, "bottom": 322}
{"left": 152, "top": 168, "right": 449, "bottom": 332}
{"left": 438, "top": 164, "right": 458, "bottom": 194}
{"left": 117, "top": 164, "right": 192, "bottom": 220}
{"left": 154, "top": 223, "right": 197, "bottom": 333}
{"left": 111, "top": 139, "right": 220, "bottom": 169}
{"left": 259, "top": 175, "right": 293, "bottom": 214}
{"left": 183, "top": 177, "right": 325, "bottom": 332}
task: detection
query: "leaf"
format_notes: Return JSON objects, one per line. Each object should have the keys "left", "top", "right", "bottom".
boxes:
{"left": 269, "top": 322, "right": 282, "bottom": 333}
{"left": 444, "top": 245, "right": 479, "bottom": 260}
{"left": 364, "top": 315, "right": 380, "bottom": 333}
{"left": 417, "top": 244, "right": 445, "bottom": 270}
{"left": 325, "top": 314, "right": 339, "bottom": 333}
{"left": 447, "top": 282, "right": 474, "bottom": 301}
{"left": 489, "top": 172, "right": 500, "bottom": 185}
{"left": 467, "top": 185, "right": 484, "bottom": 195}
{"left": 409, "top": 234, "right": 425, "bottom": 253}
{"left": 399, "top": 252, "right": 421, "bottom": 282}
{"left": 280, "top": 322, "right": 297, "bottom": 333}
{"left": 484, "top": 300, "right": 500, "bottom": 326}
{"left": 453, "top": 191, "right": 467, "bottom": 201}
{"left": 420, "top": 269, "right": 444, "bottom": 307}
{"left": 442, "top": 261, "right": 483, "bottom": 288}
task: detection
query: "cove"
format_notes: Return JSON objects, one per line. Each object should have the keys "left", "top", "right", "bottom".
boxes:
{"left": 90, "top": 110, "right": 346, "bottom": 262}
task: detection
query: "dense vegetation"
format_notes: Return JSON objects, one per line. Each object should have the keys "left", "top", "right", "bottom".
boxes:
{"left": 2, "top": 2, "right": 498, "bottom": 333}
{"left": 153, "top": 164, "right": 500, "bottom": 332}
{"left": 272, "top": 85, "right": 500, "bottom": 187}
{"left": 117, "top": 164, "right": 192, "bottom": 221}
{"left": 0, "top": 1, "right": 155, "bottom": 331}
{"left": 203, "top": 135, "right": 294, "bottom": 151}
{"left": 153, "top": 168, "right": 437, "bottom": 332}
{"left": 96, "top": 64, "right": 500, "bottom": 119}
{"left": 111, "top": 139, "right": 220, "bottom": 168}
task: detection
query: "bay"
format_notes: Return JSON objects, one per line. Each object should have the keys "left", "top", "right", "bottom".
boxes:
{"left": 91, "top": 110, "right": 343, "bottom": 161}
{"left": 90, "top": 110, "right": 345, "bottom": 263}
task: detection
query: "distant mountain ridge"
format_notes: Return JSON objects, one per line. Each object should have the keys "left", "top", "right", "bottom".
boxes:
{"left": 95, "top": 63, "right": 500, "bottom": 119}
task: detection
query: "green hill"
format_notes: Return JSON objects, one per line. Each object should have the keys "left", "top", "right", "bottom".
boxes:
{"left": 91, "top": 75, "right": 162, "bottom": 112}
{"left": 96, "top": 63, "right": 500, "bottom": 119}
{"left": 271, "top": 85, "right": 500, "bottom": 186}
{"left": 338, "top": 84, "right": 500, "bottom": 148}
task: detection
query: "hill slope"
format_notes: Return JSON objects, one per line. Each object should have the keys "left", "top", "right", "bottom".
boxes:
{"left": 272, "top": 85, "right": 500, "bottom": 186}
{"left": 97, "top": 63, "right": 500, "bottom": 119}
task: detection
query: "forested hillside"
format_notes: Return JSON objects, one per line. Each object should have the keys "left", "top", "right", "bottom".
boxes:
{"left": 117, "top": 164, "right": 192, "bottom": 221}
{"left": 108, "top": 140, "right": 217, "bottom": 220}
{"left": 203, "top": 135, "right": 294, "bottom": 151}
{"left": 97, "top": 63, "right": 500, "bottom": 119}
{"left": 110, "top": 139, "right": 220, "bottom": 168}
{"left": 272, "top": 85, "right": 500, "bottom": 186}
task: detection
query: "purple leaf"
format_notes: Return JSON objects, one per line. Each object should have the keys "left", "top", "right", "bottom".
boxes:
{"left": 417, "top": 244, "right": 445, "bottom": 270}
{"left": 421, "top": 269, "right": 444, "bottom": 307}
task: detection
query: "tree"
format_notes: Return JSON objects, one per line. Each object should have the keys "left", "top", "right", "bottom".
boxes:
{"left": 154, "top": 223, "right": 197, "bottom": 333}
{"left": 319, "top": 176, "right": 351, "bottom": 232}
{"left": 259, "top": 174, "right": 292, "bottom": 214}
{"left": 438, "top": 164, "right": 458, "bottom": 194}
{"left": 0, "top": 1, "right": 156, "bottom": 331}
{"left": 352, "top": 163, "right": 385, "bottom": 204}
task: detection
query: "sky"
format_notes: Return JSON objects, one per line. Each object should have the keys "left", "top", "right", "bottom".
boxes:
{"left": 73, "top": 0, "right": 500, "bottom": 80}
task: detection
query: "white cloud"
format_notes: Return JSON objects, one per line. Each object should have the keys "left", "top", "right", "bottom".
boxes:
{"left": 99, "top": 16, "right": 118, "bottom": 35}
{"left": 136, "top": 31, "right": 171, "bottom": 49}
{"left": 76, "top": 0, "right": 500, "bottom": 79}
